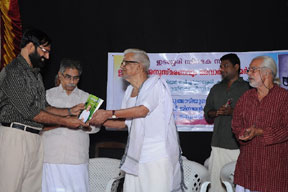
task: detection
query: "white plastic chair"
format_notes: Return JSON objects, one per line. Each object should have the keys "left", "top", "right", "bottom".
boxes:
{"left": 105, "top": 171, "right": 124, "bottom": 192}
{"left": 201, "top": 156, "right": 211, "bottom": 192}
{"left": 203, "top": 157, "right": 210, "bottom": 169}
{"left": 220, "top": 161, "right": 237, "bottom": 192}
{"left": 89, "top": 157, "right": 121, "bottom": 192}
{"left": 182, "top": 158, "right": 210, "bottom": 192}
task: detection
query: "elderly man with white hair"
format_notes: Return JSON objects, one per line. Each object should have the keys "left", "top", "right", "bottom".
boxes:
{"left": 232, "top": 56, "right": 288, "bottom": 192}
{"left": 89, "top": 48, "right": 184, "bottom": 192}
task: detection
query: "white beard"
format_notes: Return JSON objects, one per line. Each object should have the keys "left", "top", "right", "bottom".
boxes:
{"left": 249, "top": 78, "right": 262, "bottom": 88}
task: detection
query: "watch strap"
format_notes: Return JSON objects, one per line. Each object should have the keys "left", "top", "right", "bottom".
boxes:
{"left": 112, "top": 110, "right": 117, "bottom": 119}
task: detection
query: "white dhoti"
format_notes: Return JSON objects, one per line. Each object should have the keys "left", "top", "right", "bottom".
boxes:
{"left": 123, "top": 158, "right": 173, "bottom": 192}
{"left": 42, "top": 163, "right": 89, "bottom": 192}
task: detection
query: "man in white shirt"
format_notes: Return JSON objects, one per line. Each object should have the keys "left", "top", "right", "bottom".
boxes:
{"left": 89, "top": 49, "right": 184, "bottom": 192}
{"left": 41, "top": 58, "right": 99, "bottom": 192}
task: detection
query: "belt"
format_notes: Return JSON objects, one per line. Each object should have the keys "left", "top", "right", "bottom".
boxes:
{"left": 2, "top": 122, "right": 41, "bottom": 135}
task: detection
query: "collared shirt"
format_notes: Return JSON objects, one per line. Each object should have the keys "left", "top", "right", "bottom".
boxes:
{"left": 232, "top": 85, "right": 288, "bottom": 192}
{"left": 0, "top": 55, "right": 47, "bottom": 128}
{"left": 42, "top": 85, "right": 99, "bottom": 164}
{"left": 204, "top": 77, "right": 250, "bottom": 149}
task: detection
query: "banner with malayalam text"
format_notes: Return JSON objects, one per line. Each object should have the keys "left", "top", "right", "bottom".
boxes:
{"left": 107, "top": 51, "right": 288, "bottom": 131}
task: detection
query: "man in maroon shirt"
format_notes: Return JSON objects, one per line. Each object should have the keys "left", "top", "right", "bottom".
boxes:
{"left": 232, "top": 56, "right": 288, "bottom": 192}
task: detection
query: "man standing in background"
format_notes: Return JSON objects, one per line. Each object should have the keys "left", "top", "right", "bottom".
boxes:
{"left": 204, "top": 53, "right": 250, "bottom": 192}
{"left": 42, "top": 58, "right": 99, "bottom": 192}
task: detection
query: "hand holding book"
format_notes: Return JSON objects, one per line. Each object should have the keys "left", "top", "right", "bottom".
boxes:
{"left": 78, "top": 94, "right": 104, "bottom": 123}
{"left": 70, "top": 103, "right": 85, "bottom": 116}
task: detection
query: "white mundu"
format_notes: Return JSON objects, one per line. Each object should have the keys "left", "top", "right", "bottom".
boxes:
{"left": 120, "top": 76, "right": 182, "bottom": 192}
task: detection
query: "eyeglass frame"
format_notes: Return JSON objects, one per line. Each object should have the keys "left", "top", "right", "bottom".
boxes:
{"left": 121, "top": 60, "right": 139, "bottom": 67}
{"left": 38, "top": 46, "right": 50, "bottom": 54}
{"left": 247, "top": 66, "right": 267, "bottom": 73}
{"left": 61, "top": 73, "right": 80, "bottom": 81}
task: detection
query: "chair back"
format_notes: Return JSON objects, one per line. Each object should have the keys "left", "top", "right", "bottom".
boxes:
{"left": 220, "top": 161, "right": 237, "bottom": 192}
{"left": 183, "top": 159, "right": 209, "bottom": 192}
{"left": 89, "top": 157, "right": 121, "bottom": 192}
{"left": 203, "top": 157, "right": 210, "bottom": 169}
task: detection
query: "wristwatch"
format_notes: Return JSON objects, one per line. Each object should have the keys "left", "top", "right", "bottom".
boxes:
{"left": 112, "top": 110, "right": 117, "bottom": 119}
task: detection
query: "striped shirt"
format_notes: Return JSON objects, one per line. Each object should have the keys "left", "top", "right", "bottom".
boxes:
{"left": 0, "top": 55, "right": 48, "bottom": 128}
{"left": 232, "top": 85, "right": 288, "bottom": 192}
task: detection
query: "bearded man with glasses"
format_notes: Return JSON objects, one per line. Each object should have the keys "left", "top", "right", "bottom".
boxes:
{"left": 0, "top": 28, "right": 88, "bottom": 192}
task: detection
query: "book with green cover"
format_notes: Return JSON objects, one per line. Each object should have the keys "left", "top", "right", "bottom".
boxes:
{"left": 79, "top": 94, "right": 104, "bottom": 122}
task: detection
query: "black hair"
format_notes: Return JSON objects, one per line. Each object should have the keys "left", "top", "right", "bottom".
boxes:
{"left": 20, "top": 28, "right": 51, "bottom": 48}
{"left": 220, "top": 53, "right": 241, "bottom": 74}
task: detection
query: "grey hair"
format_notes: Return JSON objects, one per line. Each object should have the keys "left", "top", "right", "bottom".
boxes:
{"left": 253, "top": 55, "right": 280, "bottom": 84}
{"left": 58, "top": 58, "right": 82, "bottom": 75}
{"left": 252, "top": 56, "right": 277, "bottom": 77}
{"left": 123, "top": 48, "right": 150, "bottom": 73}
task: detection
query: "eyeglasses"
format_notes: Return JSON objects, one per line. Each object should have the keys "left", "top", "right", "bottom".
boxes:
{"left": 247, "top": 67, "right": 265, "bottom": 73}
{"left": 62, "top": 73, "right": 80, "bottom": 81}
{"left": 38, "top": 46, "right": 50, "bottom": 54}
{"left": 121, "top": 60, "right": 139, "bottom": 66}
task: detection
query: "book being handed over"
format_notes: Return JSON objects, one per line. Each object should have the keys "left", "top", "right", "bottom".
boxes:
{"left": 79, "top": 94, "right": 104, "bottom": 123}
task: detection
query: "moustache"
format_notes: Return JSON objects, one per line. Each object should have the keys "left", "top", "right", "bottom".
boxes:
{"left": 67, "top": 83, "right": 76, "bottom": 88}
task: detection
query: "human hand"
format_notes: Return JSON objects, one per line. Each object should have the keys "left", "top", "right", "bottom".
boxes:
{"left": 239, "top": 125, "right": 263, "bottom": 141}
{"left": 88, "top": 109, "right": 110, "bottom": 126}
{"left": 216, "top": 105, "right": 233, "bottom": 116}
{"left": 63, "top": 116, "right": 89, "bottom": 129}
{"left": 70, "top": 103, "right": 85, "bottom": 116}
